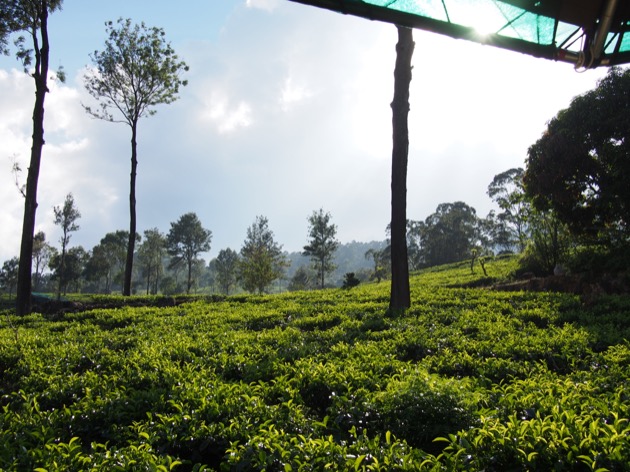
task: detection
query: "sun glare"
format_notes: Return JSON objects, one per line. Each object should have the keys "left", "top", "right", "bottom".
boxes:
{"left": 455, "top": 3, "right": 507, "bottom": 39}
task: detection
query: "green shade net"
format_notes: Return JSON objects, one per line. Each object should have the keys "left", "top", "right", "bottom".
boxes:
{"left": 289, "top": 0, "right": 630, "bottom": 68}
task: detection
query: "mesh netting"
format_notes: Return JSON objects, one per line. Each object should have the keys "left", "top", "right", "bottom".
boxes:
{"left": 290, "top": 0, "right": 630, "bottom": 67}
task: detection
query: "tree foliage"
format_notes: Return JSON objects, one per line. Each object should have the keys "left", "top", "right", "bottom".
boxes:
{"left": 0, "top": 257, "right": 20, "bottom": 299}
{"left": 487, "top": 167, "right": 529, "bottom": 252}
{"left": 364, "top": 247, "right": 390, "bottom": 283}
{"left": 288, "top": 265, "right": 314, "bottom": 291}
{"left": 214, "top": 248, "right": 239, "bottom": 295}
{"left": 166, "top": 213, "right": 211, "bottom": 294}
{"left": 50, "top": 246, "right": 86, "bottom": 295}
{"left": 84, "top": 17, "right": 188, "bottom": 296}
{"left": 31, "top": 231, "right": 53, "bottom": 291}
{"left": 137, "top": 228, "right": 166, "bottom": 295}
{"left": 239, "top": 216, "right": 286, "bottom": 294}
{"left": 85, "top": 231, "right": 136, "bottom": 293}
{"left": 303, "top": 209, "right": 339, "bottom": 289}
{"left": 421, "top": 202, "right": 479, "bottom": 267}
{"left": 524, "top": 67, "right": 630, "bottom": 243}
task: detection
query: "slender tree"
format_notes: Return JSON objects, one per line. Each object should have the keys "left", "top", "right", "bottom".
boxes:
{"left": 303, "top": 209, "right": 340, "bottom": 289}
{"left": 239, "top": 216, "right": 287, "bottom": 294}
{"left": 83, "top": 18, "right": 188, "bottom": 296}
{"left": 31, "top": 230, "right": 53, "bottom": 291}
{"left": 214, "top": 248, "right": 239, "bottom": 295}
{"left": 137, "top": 228, "right": 166, "bottom": 295}
{"left": 166, "top": 213, "right": 212, "bottom": 294}
{"left": 389, "top": 26, "right": 414, "bottom": 312}
{"left": 1, "top": 0, "right": 64, "bottom": 314}
{"left": 52, "top": 193, "right": 80, "bottom": 299}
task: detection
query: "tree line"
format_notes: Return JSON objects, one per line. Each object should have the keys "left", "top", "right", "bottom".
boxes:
{"left": 0, "top": 208, "right": 348, "bottom": 298}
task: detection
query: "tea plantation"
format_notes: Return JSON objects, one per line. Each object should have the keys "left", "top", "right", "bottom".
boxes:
{"left": 1, "top": 257, "right": 629, "bottom": 471}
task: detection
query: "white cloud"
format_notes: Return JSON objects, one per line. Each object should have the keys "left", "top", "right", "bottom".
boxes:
{"left": 200, "top": 90, "right": 253, "bottom": 133}
{"left": 280, "top": 75, "right": 312, "bottom": 111}
{"left": 246, "top": 0, "right": 281, "bottom": 12}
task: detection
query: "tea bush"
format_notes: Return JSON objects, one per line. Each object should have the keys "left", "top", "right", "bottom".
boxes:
{"left": 1, "top": 255, "right": 629, "bottom": 470}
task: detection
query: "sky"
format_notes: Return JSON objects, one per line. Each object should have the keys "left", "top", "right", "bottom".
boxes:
{"left": 0, "top": 0, "right": 611, "bottom": 264}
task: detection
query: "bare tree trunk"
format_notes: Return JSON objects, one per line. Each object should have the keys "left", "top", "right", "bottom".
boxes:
{"left": 56, "top": 237, "right": 66, "bottom": 300}
{"left": 16, "top": 2, "right": 50, "bottom": 316}
{"left": 389, "top": 25, "right": 414, "bottom": 312}
{"left": 187, "top": 259, "right": 193, "bottom": 294}
{"left": 124, "top": 122, "right": 138, "bottom": 296}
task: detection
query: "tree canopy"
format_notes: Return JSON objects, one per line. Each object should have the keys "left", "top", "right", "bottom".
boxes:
{"left": 214, "top": 248, "right": 239, "bottom": 295}
{"left": 421, "top": 202, "right": 479, "bottom": 267}
{"left": 487, "top": 167, "right": 529, "bottom": 253}
{"left": 524, "top": 67, "right": 630, "bottom": 244}
{"left": 239, "top": 216, "right": 286, "bottom": 294}
{"left": 166, "top": 213, "right": 211, "bottom": 294}
{"left": 303, "top": 209, "right": 339, "bottom": 289}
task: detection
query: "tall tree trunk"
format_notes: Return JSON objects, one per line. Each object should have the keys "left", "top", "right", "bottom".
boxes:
{"left": 320, "top": 256, "right": 325, "bottom": 289}
{"left": 389, "top": 26, "right": 414, "bottom": 312}
{"left": 124, "top": 122, "right": 138, "bottom": 296}
{"left": 56, "top": 238, "right": 66, "bottom": 300}
{"left": 16, "top": 2, "right": 50, "bottom": 316}
{"left": 146, "top": 264, "right": 151, "bottom": 295}
{"left": 187, "top": 260, "right": 193, "bottom": 294}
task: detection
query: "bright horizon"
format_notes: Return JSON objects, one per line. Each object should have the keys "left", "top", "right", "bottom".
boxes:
{"left": 0, "top": 0, "right": 609, "bottom": 263}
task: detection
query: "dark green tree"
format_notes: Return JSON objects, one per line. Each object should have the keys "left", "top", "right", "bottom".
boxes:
{"left": 288, "top": 265, "right": 314, "bottom": 291}
{"left": 84, "top": 244, "right": 110, "bottom": 292}
{"left": 1, "top": 0, "right": 64, "bottom": 314}
{"left": 0, "top": 257, "right": 20, "bottom": 300}
{"left": 50, "top": 246, "right": 86, "bottom": 295}
{"left": 303, "top": 209, "right": 340, "bottom": 289}
{"left": 166, "top": 213, "right": 212, "bottom": 294}
{"left": 239, "top": 216, "right": 287, "bottom": 294}
{"left": 341, "top": 272, "right": 360, "bottom": 289}
{"left": 83, "top": 18, "right": 188, "bottom": 297}
{"left": 52, "top": 193, "right": 80, "bottom": 299}
{"left": 137, "top": 228, "right": 166, "bottom": 295}
{"left": 422, "top": 202, "right": 479, "bottom": 267}
{"left": 487, "top": 168, "right": 529, "bottom": 252}
{"left": 524, "top": 67, "right": 630, "bottom": 243}
{"left": 214, "top": 248, "right": 239, "bottom": 295}
{"left": 85, "top": 231, "right": 135, "bottom": 293}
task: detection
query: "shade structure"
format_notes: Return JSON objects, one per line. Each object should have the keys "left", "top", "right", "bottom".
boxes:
{"left": 288, "top": 0, "right": 630, "bottom": 69}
